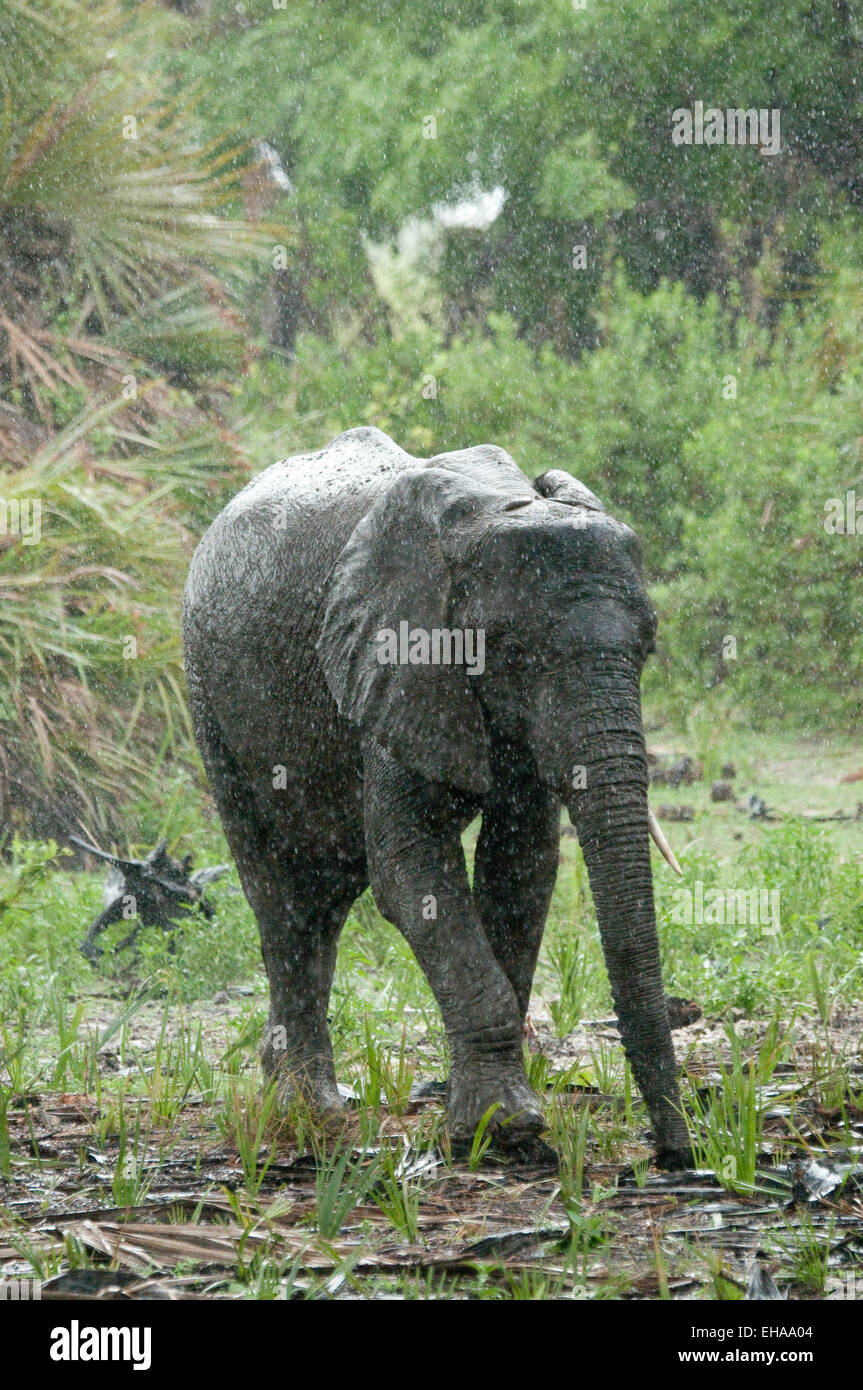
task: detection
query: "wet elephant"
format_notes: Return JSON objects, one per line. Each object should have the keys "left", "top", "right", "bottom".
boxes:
{"left": 183, "top": 427, "right": 690, "bottom": 1165}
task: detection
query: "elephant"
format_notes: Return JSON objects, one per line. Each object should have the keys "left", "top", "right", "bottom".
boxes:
{"left": 183, "top": 426, "right": 691, "bottom": 1167}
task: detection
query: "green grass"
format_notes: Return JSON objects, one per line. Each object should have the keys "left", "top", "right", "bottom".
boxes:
{"left": 370, "top": 1147, "right": 423, "bottom": 1243}
{"left": 312, "top": 1142, "right": 382, "bottom": 1241}
{"left": 683, "top": 1020, "right": 787, "bottom": 1191}
{"left": 1, "top": 731, "right": 862, "bottom": 1299}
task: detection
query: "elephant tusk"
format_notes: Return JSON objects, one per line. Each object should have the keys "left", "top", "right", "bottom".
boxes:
{"left": 647, "top": 807, "right": 683, "bottom": 876}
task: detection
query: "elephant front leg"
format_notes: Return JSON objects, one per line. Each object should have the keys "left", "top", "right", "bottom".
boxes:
{"left": 473, "top": 769, "right": 561, "bottom": 1028}
{"left": 363, "top": 741, "right": 546, "bottom": 1153}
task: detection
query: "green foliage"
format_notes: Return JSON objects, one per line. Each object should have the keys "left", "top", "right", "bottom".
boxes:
{"left": 683, "top": 1021, "right": 779, "bottom": 1191}
{"left": 169, "top": 0, "right": 862, "bottom": 348}
{"left": 467, "top": 1103, "right": 503, "bottom": 1171}
{"left": 0, "top": 1, "right": 282, "bottom": 835}
{"left": 657, "top": 271, "right": 863, "bottom": 723}
{"left": 0, "top": 0, "right": 278, "bottom": 423}
{"left": 313, "top": 1142, "right": 381, "bottom": 1239}
{"left": 371, "top": 1147, "right": 423, "bottom": 1242}
{"left": 654, "top": 818, "right": 863, "bottom": 1018}
{"left": 216, "top": 1076, "right": 281, "bottom": 1198}
{"left": 546, "top": 930, "right": 590, "bottom": 1039}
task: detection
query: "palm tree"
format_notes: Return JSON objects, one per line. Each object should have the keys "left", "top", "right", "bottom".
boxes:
{"left": 0, "top": 0, "right": 289, "bottom": 840}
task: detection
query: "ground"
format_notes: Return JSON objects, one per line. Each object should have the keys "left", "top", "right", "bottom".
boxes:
{"left": 1, "top": 727, "right": 861, "bottom": 1301}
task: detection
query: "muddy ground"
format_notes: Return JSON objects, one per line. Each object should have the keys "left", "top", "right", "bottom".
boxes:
{"left": 2, "top": 998, "right": 861, "bottom": 1301}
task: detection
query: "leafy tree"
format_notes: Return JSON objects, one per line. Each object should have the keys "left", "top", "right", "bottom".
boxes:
{"left": 169, "top": 0, "right": 862, "bottom": 347}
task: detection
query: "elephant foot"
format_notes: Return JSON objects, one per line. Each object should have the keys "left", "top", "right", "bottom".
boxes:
{"left": 447, "top": 1065, "right": 547, "bottom": 1159}
{"left": 272, "top": 1066, "right": 346, "bottom": 1120}
{"left": 262, "top": 1036, "right": 346, "bottom": 1124}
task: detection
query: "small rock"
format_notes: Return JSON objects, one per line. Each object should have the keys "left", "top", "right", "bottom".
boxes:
{"left": 711, "top": 781, "right": 735, "bottom": 802}
{"left": 649, "top": 754, "right": 703, "bottom": 787}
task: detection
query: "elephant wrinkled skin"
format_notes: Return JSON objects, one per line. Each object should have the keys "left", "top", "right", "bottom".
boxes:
{"left": 183, "top": 427, "right": 691, "bottom": 1167}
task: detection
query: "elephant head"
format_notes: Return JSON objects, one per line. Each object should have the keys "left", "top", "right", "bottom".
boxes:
{"left": 317, "top": 447, "right": 689, "bottom": 1163}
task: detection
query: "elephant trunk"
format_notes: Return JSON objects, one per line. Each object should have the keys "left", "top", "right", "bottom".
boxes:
{"left": 554, "top": 660, "right": 690, "bottom": 1163}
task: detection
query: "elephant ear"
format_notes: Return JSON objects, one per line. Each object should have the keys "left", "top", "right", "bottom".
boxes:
{"left": 534, "top": 469, "right": 604, "bottom": 512}
{"left": 316, "top": 468, "right": 492, "bottom": 794}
